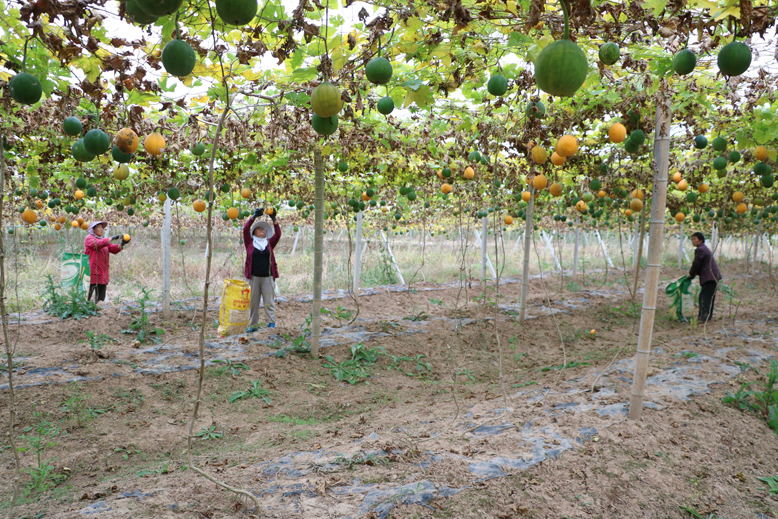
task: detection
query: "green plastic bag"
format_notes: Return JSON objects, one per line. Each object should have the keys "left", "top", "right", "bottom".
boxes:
{"left": 61, "top": 252, "right": 89, "bottom": 294}
{"left": 665, "top": 275, "right": 691, "bottom": 321}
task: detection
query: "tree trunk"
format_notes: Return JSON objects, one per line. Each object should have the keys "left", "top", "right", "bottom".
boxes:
{"left": 519, "top": 187, "right": 535, "bottom": 321}
{"left": 310, "top": 147, "right": 325, "bottom": 357}
{"left": 628, "top": 83, "right": 672, "bottom": 420}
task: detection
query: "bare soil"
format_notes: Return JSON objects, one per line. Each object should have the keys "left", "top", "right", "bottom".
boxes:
{"left": 1, "top": 263, "right": 777, "bottom": 519}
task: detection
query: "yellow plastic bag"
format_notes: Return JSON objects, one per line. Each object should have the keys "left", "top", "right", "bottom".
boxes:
{"left": 217, "top": 279, "right": 251, "bottom": 337}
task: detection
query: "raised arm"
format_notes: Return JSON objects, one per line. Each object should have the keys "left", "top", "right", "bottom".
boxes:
{"left": 269, "top": 222, "right": 282, "bottom": 248}
{"left": 85, "top": 234, "right": 112, "bottom": 251}
{"left": 242, "top": 215, "right": 257, "bottom": 246}
{"left": 688, "top": 247, "right": 704, "bottom": 279}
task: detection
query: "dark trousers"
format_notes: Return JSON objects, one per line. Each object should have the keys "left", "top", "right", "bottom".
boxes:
{"left": 88, "top": 284, "right": 107, "bottom": 303}
{"left": 698, "top": 281, "right": 717, "bottom": 323}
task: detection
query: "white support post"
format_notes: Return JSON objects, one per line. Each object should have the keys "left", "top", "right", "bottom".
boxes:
{"left": 381, "top": 231, "right": 405, "bottom": 286}
{"left": 480, "top": 216, "right": 488, "bottom": 281}
{"left": 595, "top": 229, "right": 614, "bottom": 268}
{"left": 572, "top": 221, "right": 581, "bottom": 276}
{"left": 711, "top": 222, "right": 719, "bottom": 253}
{"left": 474, "top": 227, "right": 497, "bottom": 279}
{"left": 677, "top": 223, "right": 684, "bottom": 268}
{"left": 542, "top": 231, "right": 561, "bottom": 272}
{"left": 291, "top": 227, "right": 301, "bottom": 255}
{"left": 161, "top": 198, "right": 172, "bottom": 312}
{"left": 353, "top": 211, "right": 364, "bottom": 291}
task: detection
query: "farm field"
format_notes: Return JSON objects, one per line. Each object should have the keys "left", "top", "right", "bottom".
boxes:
{"left": 1, "top": 0, "right": 777, "bottom": 517}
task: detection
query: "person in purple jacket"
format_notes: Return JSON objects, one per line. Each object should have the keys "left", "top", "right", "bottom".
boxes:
{"left": 242, "top": 208, "right": 281, "bottom": 332}
{"left": 688, "top": 232, "right": 722, "bottom": 323}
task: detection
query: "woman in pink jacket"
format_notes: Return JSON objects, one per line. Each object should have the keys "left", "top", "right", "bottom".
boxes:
{"left": 84, "top": 221, "right": 128, "bottom": 303}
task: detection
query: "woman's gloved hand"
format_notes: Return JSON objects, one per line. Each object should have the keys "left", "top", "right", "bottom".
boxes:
{"left": 269, "top": 211, "right": 277, "bottom": 222}
{"left": 121, "top": 237, "right": 130, "bottom": 246}
{"left": 110, "top": 234, "right": 122, "bottom": 241}
{"left": 254, "top": 208, "right": 264, "bottom": 217}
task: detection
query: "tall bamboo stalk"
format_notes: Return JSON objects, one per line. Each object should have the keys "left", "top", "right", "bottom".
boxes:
{"left": 310, "top": 147, "right": 324, "bottom": 357}
{"left": 628, "top": 83, "right": 672, "bottom": 420}
{"left": 631, "top": 209, "right": 646, "bottom": 300}
{"left": 519, "top": 187, "right": 535, "bottom": 321}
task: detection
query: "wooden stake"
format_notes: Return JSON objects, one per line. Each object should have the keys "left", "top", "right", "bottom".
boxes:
{"left": 310, "top": 147, "right": 324, "bottom": 357}
{"left": 628, "top": 83, "right": 672, "bottom": 420}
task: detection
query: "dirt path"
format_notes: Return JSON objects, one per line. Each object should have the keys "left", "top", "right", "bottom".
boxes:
{"left": 1, "top": 267, "right": 776, "bottom": 519}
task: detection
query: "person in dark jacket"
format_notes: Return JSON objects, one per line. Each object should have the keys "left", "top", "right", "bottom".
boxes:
{"left": 242, "top": 208, "right": 281, "bottom": 332}
{"left": 688, "top": 232, "right": 722, "bottom": 323}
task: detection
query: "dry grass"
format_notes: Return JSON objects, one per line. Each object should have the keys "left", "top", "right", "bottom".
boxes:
{"left": 4, "top": 221, "right": 769, "bottom": 312}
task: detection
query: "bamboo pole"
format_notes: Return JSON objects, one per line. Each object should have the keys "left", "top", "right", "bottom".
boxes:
{"left": 519, "top": 187, "right": 535, "bottom": 321}
{"left": 628, "top": 84, "right": 672, "bottom": 420}
{"left": 310, "top": 148, "right": 324, "bottom": 357}
{"left": 631, "top": 209, "right": 646, "bottom": 299}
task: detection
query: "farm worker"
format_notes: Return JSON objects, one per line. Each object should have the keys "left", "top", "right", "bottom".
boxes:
{"left": 687, "top": 232, "right": 722, "bottom": 323}
{"left": 243, "top": 208, "right": 281, "bottom": 332}
{"left": 84, "top": 221, "right": 128, "bottom": 303}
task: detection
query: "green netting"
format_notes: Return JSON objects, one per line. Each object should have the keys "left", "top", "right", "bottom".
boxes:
{"left": 665, "top": 275, "right": 692, "bottom": 321}
{"left": 61, "top": 252, "right": 90, "bottom": 294}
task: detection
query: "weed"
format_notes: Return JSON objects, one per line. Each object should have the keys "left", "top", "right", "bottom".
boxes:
{"left": 722, "top": 360, "right": 778, "bottom": 433}
{"left": 388, "top": 354, "right": 432, "bottom": 378}
{"left": 17, "top": 416, "right": 67, "bottom": 494}
{"left": 334, "top": 452, "right": 390, "bottom": 470}
{"left": 679, "top": 506, "right": 723, "bottom": 519}
{"left": 679, "top": 351, "right": 699, "bottom": 359}
{"left": 82, "top": 331, "right": 116, "bottom": 358}
{"left": 0, "top": 357, "right": 25, "bottom": 373}
{"left": 150, "top": 380, "right": 186, "bottom": 401}
{"left": 42, "top": 275, "right": 98, "bottom": 320}
{"left": 207, "top": 359, "right": 249, "bottom": 378}
{"left": 757, "top": 475, "right": 778, "bottom": 494}
{"left": 404, "top": 311, "right": 429, "bottom": 322}
{"left": 455, "top": 368, "right": 476, "bottom": 383}
{"left": 228, "top": 380, "right": 272, "bottom": 404}
{"left": 322, "top": 343, "right": 385, "bottom": 384}
{"left": 112, "top": 445, "right": 141, "bottom": 460}
{"left": 194, "top": 424, "right": 224, "bottom": 441}
{"left": 273, "top": 316, "right": 311, "bottom": 357}
{"left": 122, "top": 287, "right": 164, "bottom": 344}
{"left": 428, "top": 298, "right": 443, "bottom": 306}
{"left": 321, "top": 305, "right": 354, "bottom": 325}
{"left": 540, "top": 361, "right": 591, "bottom": 372}
{"left": 60, "top": 384, "right": 104, "bottom": 428}
{"left": 511, "top": 380, "right": 538, "bottom": 389}
{"left": 137, "top": 463, "right": 171, "bottom": 478}
{"left": 735, "top": 361, "right": 753, "bottom": 372}
{"left": 113, "top": 388, "right": 145, "bottom": 410}
{"left": 267, "top": 414, "right": 323, "bottom": 426}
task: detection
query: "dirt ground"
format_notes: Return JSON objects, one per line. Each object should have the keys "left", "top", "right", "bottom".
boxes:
{"left": 1, "top": 262, "right": 777, "bottom": 519}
